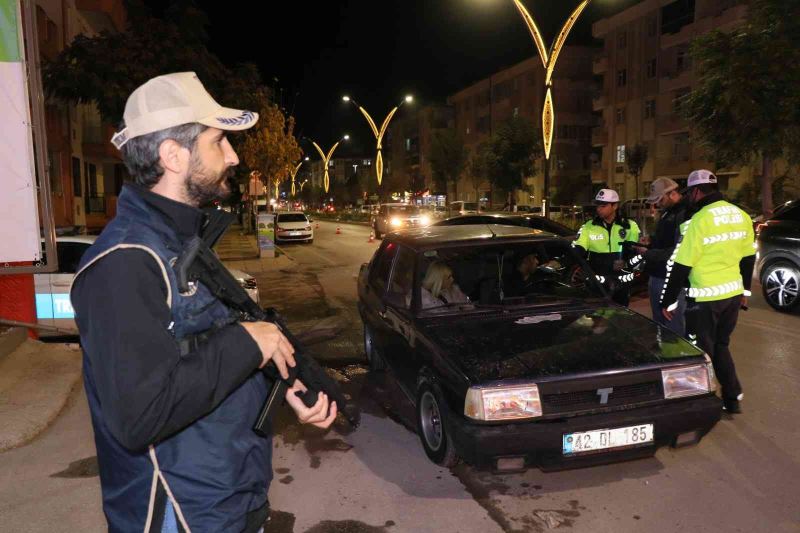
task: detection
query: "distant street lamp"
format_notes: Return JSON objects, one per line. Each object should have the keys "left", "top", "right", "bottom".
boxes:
{"left": 343, "top": 94, "right": 413, "bottom": 186}
{"left": 291, "top": 156, "right": 310, "bottom": 197}
{"left": 511, "top": 0, "right": 590, "bottom": 217}
{"left": 311, "top": 135, "right": 350, "bottom": 193}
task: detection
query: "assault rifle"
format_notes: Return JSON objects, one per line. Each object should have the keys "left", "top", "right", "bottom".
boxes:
{"left": 173, "top": 210, "right": 359, "bottom": 437}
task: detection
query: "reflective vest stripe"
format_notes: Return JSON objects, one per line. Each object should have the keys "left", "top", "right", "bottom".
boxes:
{"left": 686, "top": 280, "right": 743, "bottom": 298}
{"left": 702, "top": 231, "right": 748, "bottom": 245}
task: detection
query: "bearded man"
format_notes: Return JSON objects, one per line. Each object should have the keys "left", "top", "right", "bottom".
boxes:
{"left": 71, "top": 73, "right": 335, "bottom": 533}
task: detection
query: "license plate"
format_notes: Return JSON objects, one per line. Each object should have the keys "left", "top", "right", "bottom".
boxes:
{"left": 289, "top": 231, "right": 301, "bottom": 236}
{"left": 563, "top": 424, "right": 654, "bottom": 455}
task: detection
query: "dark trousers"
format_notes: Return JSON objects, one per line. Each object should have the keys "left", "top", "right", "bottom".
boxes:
{"left": 685, "top": 296, "right": 742, "bottom": 402}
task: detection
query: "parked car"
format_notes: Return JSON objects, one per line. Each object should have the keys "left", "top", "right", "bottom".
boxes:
{"left": 35, "top": 236, "right": 260, "bottom": 337}
{"left": 275, "top": 211, "right": 314, "bottom": 243}
{"left": 448, "top": 201, "right": 480, "bottom": 217}
{"left": 358, "top": 225, "right": 721, "bottom": 471}
{"left": 755, "top": 199, "right": 800, "bottom": 312}
{"left": 434, "top": 213, "right": 577, "bottom": 238}
{"left": 372, "top": 203, "right": 431, "bottom": 239}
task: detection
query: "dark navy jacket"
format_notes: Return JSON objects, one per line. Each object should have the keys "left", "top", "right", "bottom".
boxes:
{"left": 72, "top": 185, "right": 272, "bottom": 532}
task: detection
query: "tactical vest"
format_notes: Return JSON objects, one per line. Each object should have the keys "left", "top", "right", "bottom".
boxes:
{"left": 72, "top": 185, "right": 271, "bottom": 532}
{"left": 671, "top": 200, "right": 755, "bottom": 302}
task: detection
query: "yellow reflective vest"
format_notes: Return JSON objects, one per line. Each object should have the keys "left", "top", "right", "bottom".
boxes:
{"left": 574, "top": 217, "right": 640, "bottom": 275}
{"left": 672, "top": 200, "right": 755, "bottom": 302}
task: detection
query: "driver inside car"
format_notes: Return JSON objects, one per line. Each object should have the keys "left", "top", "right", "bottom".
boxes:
{"left": 420, "top": 261, "right": 470, "bottom": 309}
{"left": 505, "top": 253, "right": 562, "bottom": 297}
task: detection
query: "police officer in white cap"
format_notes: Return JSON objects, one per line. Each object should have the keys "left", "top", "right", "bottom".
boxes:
{"left": 660, "top": 169, "right": 756, "bottom": 414}
{"left": 573, "top": 189, "right": 641, "bottom": 305}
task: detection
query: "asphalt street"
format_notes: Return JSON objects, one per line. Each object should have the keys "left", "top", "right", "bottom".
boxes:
{"left": 0, "top": 219, "right": 798, "bottom": 532}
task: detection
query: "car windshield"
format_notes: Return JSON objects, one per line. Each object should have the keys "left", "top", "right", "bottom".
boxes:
{"left": 461, "top": 202, "right": 478, "bottom": 211}
{"left": 388, "top": 205, "right": 420, "bottom": 215}
{"left": 416, "top": 240, "right": 603, "bottom": 315}
{"left": 278, "top": 213, "right": 307, "bottom": 222}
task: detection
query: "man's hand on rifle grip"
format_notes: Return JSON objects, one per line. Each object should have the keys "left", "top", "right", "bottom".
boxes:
{"left": 240, "top": 322, "right": 296, "bottom": 378}
{"left": 286, "top": 379, "right": 338, "bottom": 429}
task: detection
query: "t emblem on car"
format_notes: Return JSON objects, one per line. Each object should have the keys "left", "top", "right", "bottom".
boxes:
{"left": 597, "top": 387, "right": 614, "bottom": 404}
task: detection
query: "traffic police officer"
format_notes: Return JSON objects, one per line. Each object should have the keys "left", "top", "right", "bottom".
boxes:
{"left": 573, "top": 189, "right": 641, "bottom": 305}
{"left": 660, "top": 170, "right": 756, "bottom": 414}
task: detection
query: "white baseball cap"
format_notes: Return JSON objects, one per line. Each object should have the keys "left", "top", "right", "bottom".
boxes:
{"left": 647, "top": 177, "right": 679, "bottom": 203}
{"left": 687, "top": 169, "right": 718, "bottom": 188}
{"left": 111, "top": 72, "right": 258, "bottom": 149}
{"left": 594, "top": 188, "right": 620, "bottom": 204}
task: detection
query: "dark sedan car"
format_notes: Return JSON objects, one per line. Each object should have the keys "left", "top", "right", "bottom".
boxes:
{"left": 433, "top": 213, "right": 577, "bottom": 238}
{"left": 756, "top": 199, "right": 800, "bottom": 312}
{"left": 357, "top": 225, "right": 721, "bottom": 472}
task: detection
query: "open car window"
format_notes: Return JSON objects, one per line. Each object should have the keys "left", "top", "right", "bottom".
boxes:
{"left": 417, "top": 240, "right": 603, "bottom": 315}
{"left": 387, "top": 245, "right": 415, "bottom": 310}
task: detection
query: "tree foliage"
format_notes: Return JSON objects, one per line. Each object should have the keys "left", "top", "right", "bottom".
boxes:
{"left": 240, "top": 104, "right": 303, "bottom": 196}
{"left": 429, "top": 128, "right": 468, "bottom": 194}
{"left": 625, "top": 144, "right": 649, "bottom": 199}
{"left": 682, "top": 0, "right": 800, "bottom": 214}
{"left": 486, "top": 116, "right": 541, "bottom": 194}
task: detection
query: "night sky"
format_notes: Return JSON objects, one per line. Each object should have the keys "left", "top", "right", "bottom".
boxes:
{"left": 179, "top": 1, "right": 640, "bottom": 156}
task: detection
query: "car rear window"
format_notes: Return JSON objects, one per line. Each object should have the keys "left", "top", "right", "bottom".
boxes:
{"left": 388, "top": 205, "right": 420, "bottom": 215}
{"left": 278, "top": 214, "right": 308, "bottom": 222}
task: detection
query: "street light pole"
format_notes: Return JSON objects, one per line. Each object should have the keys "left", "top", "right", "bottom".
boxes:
{"left": 311, "top": 135, "right": 350, "bottom": 193}
{"left": 343, "top": 95, "right": 413, "bottom": 187}
{"left": 511, "top": 0, "right": 590, "bottom": 218}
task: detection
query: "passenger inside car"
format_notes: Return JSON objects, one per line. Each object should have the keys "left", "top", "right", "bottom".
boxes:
{"left": 420, "top": 261, "right": 470, "bottom": 308}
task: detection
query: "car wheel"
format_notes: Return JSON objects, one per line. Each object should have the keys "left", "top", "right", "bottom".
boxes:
{"left": 363, "top": 324, "right": 385, "bottom": 371}
{"left": 416, "top": 383, "right": 459, "bottom": 467}
{"left": 761, "top": 260, "right": 800, "bottom": 312}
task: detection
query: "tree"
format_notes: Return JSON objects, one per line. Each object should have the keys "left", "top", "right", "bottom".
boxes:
{"left": 552, "top": 174, "right": 593, "bottom": 205}
{"left": 429, "top": 128, "right": 468, "bottom": 197}
{"left": 240, "top": 104, "right": 303, "bottom": 203}
{"left": 468, "top": 141, "right": 496, "bottom": 203}
{"left": 625, "top": 144, "right": 649, "bottom": 199}
{"left": 682, "top": 0, "right": 800, "bottom": 216}
{"left": 485, "top": 116, "right": 540, "bottom": 200}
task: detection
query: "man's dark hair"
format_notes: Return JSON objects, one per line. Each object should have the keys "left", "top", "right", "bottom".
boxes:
{"left": 119, "top": 122, "right": 208, "bottom": 188}
{"left": 693, "top": 183, "right": 718, "bottom": 195}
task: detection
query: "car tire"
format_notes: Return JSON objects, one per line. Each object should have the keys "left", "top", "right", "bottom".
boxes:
{"left": 761, "top": 260, "right": 800, "bottom": 312}
{"left": 363, "top": 324, "right": 386, "bottom": 371}
{"left": 416, "top": 383, "right": 459, "bottom": 467}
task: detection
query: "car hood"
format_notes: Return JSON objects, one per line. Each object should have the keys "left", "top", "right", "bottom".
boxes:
{"left": 420, "top": 305, "right": 703, "bottom": 383}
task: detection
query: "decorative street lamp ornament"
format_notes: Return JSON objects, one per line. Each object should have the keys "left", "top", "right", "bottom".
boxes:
{"left": 290, "top": 161, "right": 303, "bottom": 197}
{"left": 511, "top": 0, "right": 590, "bottom": 216}
{"left": 343, "top": 95, "right": 412, "bottom": 186}
{"left": 542, "top": 88, "right": 554, "bottom": 159}
{"left": 312, "top": 138, "right": 347, "bottom": 193}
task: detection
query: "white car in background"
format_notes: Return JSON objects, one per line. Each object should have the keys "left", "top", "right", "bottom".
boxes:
{"left": 274, "top": 211, "right": 314, "bottom": 243}
{"left": 35, "top": 236, "right": 260, "bottom": 337}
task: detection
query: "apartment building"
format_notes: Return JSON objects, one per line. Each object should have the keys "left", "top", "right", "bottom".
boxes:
{"left": 592, "top": 0, "right": 749, "bottom": 199}
{"left": 35, "top": 0, "right": 126, "bottom": 232}
{"left": 386, "top": 104, "right": 453, "bottom": 202}
{"left": 447, "top": 46, "right": 595, "bottom": 208}
{"left": 307, "top": 156, "right": 375, "bottom": 202}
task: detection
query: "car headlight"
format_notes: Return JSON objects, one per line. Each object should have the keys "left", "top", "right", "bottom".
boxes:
{"left": 464, "top": 384, "right": 542, "bottom": 421}
{"left": 390, "top": 217, "right": 403, "bottom": 227}
{"left": 420, "top": 215, "right": 431, "bottom": 226}
{"left": 661, "top": 361, "right": 715, "bottom": 399}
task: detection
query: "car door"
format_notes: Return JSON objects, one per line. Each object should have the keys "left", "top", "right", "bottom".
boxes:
{"left": 362, "top": 241, "right": 398, "bottom": 359}
{"left": 380, "top": 245, "right": 419, "bottom": 392}
{"left": 51, "top": 241, "right": 89, "bottom": 332}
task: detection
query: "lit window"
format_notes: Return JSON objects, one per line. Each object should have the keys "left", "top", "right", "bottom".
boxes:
{"left": 616, "top": 145, "right": 626, "bottom": 163}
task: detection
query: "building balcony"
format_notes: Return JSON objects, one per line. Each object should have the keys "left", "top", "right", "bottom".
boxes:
{"left": 655, "top": 156, "right": 693, "bottom": 177}
{"left": 82, "top": 124, "right": 122, "bottom": 162}
{"left": 592, "top": 95, "right": 607, "bottom": 112}
{"left": 661, "top": 3, "right": 747, "bottom": 49}
{"left": 592, "top": 56, "right": 608, "bottom": 75}
{"left": 591, "top": 126, "right": 608, "bottom": 147}
{"left": 659, "top": 69, "right": 693, "bottom": 93}
{"left": 656, "top": 114, "right": 689, "bottom": 135}
{"left": 591, "top": 164, "right": 608, "bottom": 183}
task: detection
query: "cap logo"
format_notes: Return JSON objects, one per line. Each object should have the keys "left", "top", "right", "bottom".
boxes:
{"left": 217, "top": 110, "right": 256, "bottom": 126}
{"left": 598, "top": 191, "right": 605, "bottom": 197}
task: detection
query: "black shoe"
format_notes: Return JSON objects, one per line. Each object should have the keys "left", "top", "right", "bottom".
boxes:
{"left": 723, "top": 399, "right": 742, "bottom": 414}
